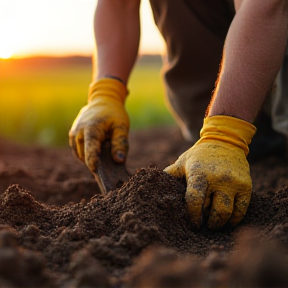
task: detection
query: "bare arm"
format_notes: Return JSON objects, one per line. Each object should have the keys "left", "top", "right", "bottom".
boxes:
{"left": 93, "top": 0, "right": 141, "bottom": 84}
{"left": 166, "top": 0, "right": 288, "bottom": 231}
{"left": 208, "top": 0, "right": 288, "bottom": 123}
{"left": 69, "top": 0, "right": 141, "bottom": 172}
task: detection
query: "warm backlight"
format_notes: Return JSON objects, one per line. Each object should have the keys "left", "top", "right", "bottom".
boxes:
{"left": 0, "top": 47, "right": 13, "bottom": 59}
{"left": 0, "top": 0, "right": 164, "bottom": 58}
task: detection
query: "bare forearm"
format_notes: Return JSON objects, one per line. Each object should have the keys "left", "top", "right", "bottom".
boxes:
{"left": 93, "top": 0, "right": 141, "bottom": 83}
{"left": 208, "top": 0, "right": 288, "bottom": 123}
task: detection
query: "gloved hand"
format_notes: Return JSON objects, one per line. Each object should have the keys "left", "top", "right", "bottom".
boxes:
{"left": 164, "top": 116, "right": 256, "bottom": 230}
{"left": 69, "top": 78, "right": 129, "bottom": 173}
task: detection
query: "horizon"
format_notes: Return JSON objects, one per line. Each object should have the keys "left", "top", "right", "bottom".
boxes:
{"left": 4, "top": 52, "right": 162, "bottom": 59}
{"left": 0, "top": 54, "right": 163, "bottom": 64}
{"left": 0, "top": 0, "right": 165, "bottom": 59}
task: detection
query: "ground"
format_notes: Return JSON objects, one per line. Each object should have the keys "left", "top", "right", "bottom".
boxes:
{"left": 0, "top": 126, "right": 288, "bottom": 288}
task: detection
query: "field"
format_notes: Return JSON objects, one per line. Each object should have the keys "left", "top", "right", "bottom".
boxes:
{"left": 0, "top": 125, "right": 288, "bottom": 287}
{"left": 0, "top": 55, "right": 175, "bottom": 146}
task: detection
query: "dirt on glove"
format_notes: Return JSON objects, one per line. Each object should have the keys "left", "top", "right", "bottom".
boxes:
{"left": 0, "top": 126, "right": 288, "bottom": 288}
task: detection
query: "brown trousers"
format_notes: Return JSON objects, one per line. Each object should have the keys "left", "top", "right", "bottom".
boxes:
{"left": 273, "top": 48, "right": 288, "bottom": 137}
{"left": 149, "top": 0, "right": 235, "bottom": 142}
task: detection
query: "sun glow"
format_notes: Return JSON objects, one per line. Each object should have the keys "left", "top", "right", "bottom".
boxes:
{"left": 0, "top": 47, "right": 13, "bottom": 59}
{"left": 0, "top": 0, "right": 164, "bottom": 58}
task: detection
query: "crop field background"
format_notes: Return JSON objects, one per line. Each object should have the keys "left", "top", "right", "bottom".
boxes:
{"left": 0, "top": 55, "right": 175, "bottom": 146}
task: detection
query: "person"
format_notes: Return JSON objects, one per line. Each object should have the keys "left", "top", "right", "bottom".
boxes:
{"left": 69, "top": 0, "right": 288, "bottom": 230}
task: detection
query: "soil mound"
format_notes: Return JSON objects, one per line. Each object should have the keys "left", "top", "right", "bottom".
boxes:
{"left": 0, "top": 126, "right": 288, "bottom": 287}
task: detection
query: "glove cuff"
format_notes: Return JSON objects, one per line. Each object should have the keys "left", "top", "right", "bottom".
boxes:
{"left": 200, "top": 116, "right": 257, "bottom": 156}
{"left": 88, "top": 78, "right": 129, "bottom": 104}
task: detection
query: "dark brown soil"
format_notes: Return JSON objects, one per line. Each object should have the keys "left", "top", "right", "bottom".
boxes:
{"left": 0, "top": 126, "right": 288, "bottom": 288}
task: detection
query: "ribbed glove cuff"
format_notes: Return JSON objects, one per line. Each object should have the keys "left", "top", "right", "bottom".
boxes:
{"left": 200, "top": 116, "right": 257, "bottom": 156}
{"left": 88, "top": 78, "right": 129, "bottom": 104}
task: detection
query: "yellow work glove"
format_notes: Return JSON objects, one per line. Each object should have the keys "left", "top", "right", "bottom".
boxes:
{"left": 69, "top": 78, "right": 129, "bottom": 173}
{"left": 164, "top": 116, "right": 256, "bottom": 230}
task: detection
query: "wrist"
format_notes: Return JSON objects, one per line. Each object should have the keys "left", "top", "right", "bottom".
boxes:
{"left": 88, "top": 78, "right": 129, "bottom": 104}
{"left": 103, "top": 75, "right": 126, "bottom": 85}
{"left": 200, "top": 115, "right": 257, "bottom": 156}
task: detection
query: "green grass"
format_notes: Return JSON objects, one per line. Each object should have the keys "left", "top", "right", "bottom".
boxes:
{"left": 127, "top": 62, "right": 175, "bottom": 130}
{"left": 0, "top": 57, "right": 175, "bottom": 146}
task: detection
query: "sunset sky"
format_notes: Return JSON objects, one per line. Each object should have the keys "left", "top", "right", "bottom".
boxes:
{"left": 0, "top": 0, "right": 165, "bottom": 59}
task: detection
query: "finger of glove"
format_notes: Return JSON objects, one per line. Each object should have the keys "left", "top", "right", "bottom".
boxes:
{"left": 75, "top": 132, "right": 85, "bottom": 161}
{"left": 229, "top": 192, "right": 251, "bottom": 227}
{"left": 185, "top": 174, "right": 208, "bottom": 230}
{"left": 207, "top": 191, "right": 234, "bottom": 230}
{"left": 164, "top": 162, "right": 184, "bottom": 178}
{"left": 111, "top": 126, "right": 129, "bottom": 163}
{"left": 68, "top": 130, "right": 78, "bottom": 157}
{"left": 84, "top": 126, "right": 105, "bottom": 173}
{"left": 69, "top": 129, "right": 85, "bottom": 162}
{"left": 202, "top": 194, "right": 212, "bottom": 224}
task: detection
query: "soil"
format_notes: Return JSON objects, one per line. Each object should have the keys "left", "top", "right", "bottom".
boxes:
{"left": 0, "top": 126, "right": 288, "bottom": 288}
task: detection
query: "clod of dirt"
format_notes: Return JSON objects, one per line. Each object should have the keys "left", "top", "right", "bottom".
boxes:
{"left": 0, "top": 227, "right": 50, "bottom": 287}
{"left": 125, "top": 246, "right": 202, "bottom": 288}
{"left": 0, "top": 185, "right": 50, "bottom": 228}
